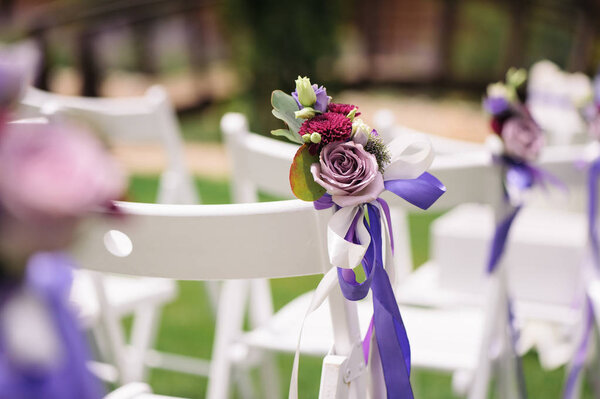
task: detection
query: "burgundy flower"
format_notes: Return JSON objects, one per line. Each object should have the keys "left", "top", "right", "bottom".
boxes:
{"left": 328, "top": 103, "right": 360, "bottom": 117}
{"left": 311, "top": 141, "right": 384, "bottom": 207}
{"left": 298, "top": 112, "right": 352, "bottom": 152}
{"left": 490, "top": 118, "right": 502, "bottom": 135}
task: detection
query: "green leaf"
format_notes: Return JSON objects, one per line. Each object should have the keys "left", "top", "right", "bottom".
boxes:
{"left": 271, "top": 90, "right": 298, "bottom": 111}
{"left": 289, "top": 145, "right": 326, "bottom": 201}
{"left": 271, "top": 90, "right": 303, "bottom": 134}
{"left": 271, "top": 128, "right": 303, "bottom": 144}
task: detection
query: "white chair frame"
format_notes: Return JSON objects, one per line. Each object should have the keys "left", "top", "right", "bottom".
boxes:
{"left": 17, "top": 87, "right": 218, "bottom": 384}
{"left": 220, "top": 112, "right": 588, "bottom": 398}
{"left": 72, "top": 199, "right": 367, "bottom": 399}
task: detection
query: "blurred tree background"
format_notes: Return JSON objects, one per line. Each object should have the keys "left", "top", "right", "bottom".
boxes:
{"left": 0, "top": 0, "right": 598, "bottom": 135}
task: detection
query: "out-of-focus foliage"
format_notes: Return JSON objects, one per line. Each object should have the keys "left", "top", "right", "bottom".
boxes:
{"left": 219, "top": 0, "right": 345, "bottom": 132}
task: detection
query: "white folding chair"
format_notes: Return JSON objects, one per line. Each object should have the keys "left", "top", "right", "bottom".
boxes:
{"left": 374, "top": 109, "right": 591, "bottom": 367}
{"left": 220, "top": 112, "right": 595, "bottom": 397}
{"left": 71, "top": 199, "right": 368, "bottom": 399}
{"left": 219, "top": 112, "right": 518, "bottom": 397}
{"left": 17, "top": 87, "right": 217, "bottom": 384}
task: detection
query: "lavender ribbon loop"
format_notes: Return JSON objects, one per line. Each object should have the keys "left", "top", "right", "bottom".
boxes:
{"left": 0, "top": 252, "right": 103, "bottom": 399}
{"left": 563, "top": 157, "right": 600, "bottom": 399}
{"left": 384, "top": 172, "right": 446, "bottom": 210}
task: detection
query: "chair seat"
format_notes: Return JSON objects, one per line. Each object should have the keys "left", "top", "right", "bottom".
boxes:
{"left": 240, "top": 289, "right": 483, "bottom": 373}
{"left": 70, "top": 271, "right": 178, "bottom": 328}
{"left": 397, "top": 262, "right": 580, "bottom": 369}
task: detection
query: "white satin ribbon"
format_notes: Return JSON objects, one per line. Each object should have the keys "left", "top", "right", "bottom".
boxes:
{"left": 384, "top": 137, "right": 434, "bottom": 181}
{"left": 327, "top": 205, "right": 371, "bottom": 269}
{"left": 288, "top": 266, "right": 338, "bottom": 399}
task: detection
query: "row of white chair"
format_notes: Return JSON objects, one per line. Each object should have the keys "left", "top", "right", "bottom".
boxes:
{"left": 16, "top": 86, "right": 599, "bottom": 398}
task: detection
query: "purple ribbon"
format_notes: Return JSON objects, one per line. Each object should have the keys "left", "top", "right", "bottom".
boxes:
{"left": 315, "top": 172, "right": 445, "bottom": 398}
{"left": 488, "top": 156, "right": 563, "bottom": 273}
{"left": 486, "top": 156, "right": 564, "bottom": 399}
{"left": 0, "top": 252, "right": 103, "bottom": 399}
{"left": 563, "top": 157, "right": 600, "bottom": 398}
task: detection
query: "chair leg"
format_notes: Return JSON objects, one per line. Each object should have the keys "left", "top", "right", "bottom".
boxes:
{"left": 248, "top": 279, "right": 280, "bottom": 399}
{"left": 129, "top": 305, "right": 162, "bottom": 382}
{"left": 207, "top": 280, "right": 249, "bottom": 399}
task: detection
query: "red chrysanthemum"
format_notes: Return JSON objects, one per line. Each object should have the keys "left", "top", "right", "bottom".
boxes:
{"left": 327, "top": 103, "right": 361, "bottom": 117}
{"left": 298, "top": 112, "right": 353, "bottom": 152}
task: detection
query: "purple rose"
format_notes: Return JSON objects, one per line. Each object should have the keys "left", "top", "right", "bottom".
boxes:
{"left": 501, "top": 117, "right": 544, "bottom": 162}
{"left": 0, "top": 122, "right": 126, "bottom": 266}
{"left": 292, "top": 84, "right": 330, "bottom": 113}
{"left": 311, "top": 141, "right": 384, "bottom": 207}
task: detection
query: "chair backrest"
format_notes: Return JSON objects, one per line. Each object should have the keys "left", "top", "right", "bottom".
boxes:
{"left": 18, "top": 86, "right": 198, "bottom": 205}
{"left": 373, "top": 109, "right": 486, "bottom": 155}
{"left": 71, "top": 200, "right": 332, "bottom": 280}
{"left": 221, "top": 112, "right": 296, "bottom": 203}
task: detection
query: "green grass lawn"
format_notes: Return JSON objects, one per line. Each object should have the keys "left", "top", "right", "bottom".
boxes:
{"left": 128, "top": 175, "right": 589, "bottom": 398}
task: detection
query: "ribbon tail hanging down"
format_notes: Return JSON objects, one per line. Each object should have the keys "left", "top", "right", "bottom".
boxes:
{"left": 562, "top": 158, "right": 600, "bottom": 399}
{"left": 335, "top": 204, "right": 414, "bottom": 398}
{"left": 487, "top": 206, "right": 521, "bottom": 274}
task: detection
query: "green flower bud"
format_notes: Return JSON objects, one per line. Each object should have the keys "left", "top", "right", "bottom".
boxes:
{"left": 310, "top": 132, "right": 322, "bottom": 144}
{"left": 302, "top": 133, "right": 312, "bottom": 143}
{"left": 351, "top": 118, "right": 370, "bottom": 137}
{"left": 295, "top": 76, "right": 317, "bottom": 107}
{"left": 506, "top": 67, "right": 527, "bottom": 88}
{"left": 295, "top": 107, "right": 316, "bottom": 119}
{"left": 346, "top": 108, "right": 358, "bottom": 121}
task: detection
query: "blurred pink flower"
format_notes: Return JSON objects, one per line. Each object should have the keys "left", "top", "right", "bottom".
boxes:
{"left": 0, "top": 122, "right": 125, "bottom": 265}
{"left": 501, "top": 117, "right": 544, "bottom": 162}
{"left": 0, "top": 122, "right": 125, "bottom": 220}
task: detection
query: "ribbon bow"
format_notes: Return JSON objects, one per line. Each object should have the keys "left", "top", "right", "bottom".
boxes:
{"left": 289, "top": 136, "right": 445, "bottom": 399}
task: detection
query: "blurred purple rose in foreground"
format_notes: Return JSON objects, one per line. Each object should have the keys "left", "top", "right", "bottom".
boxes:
{"left": 0, "top": 61, "right": 25, "bottom": 111}
{"left": 0, "top": 122, "right": 125, "bottom": 266}
{"left": 501, "top": 117, "right": 544, "bottom": 162}
{"left": 311, "top": 141, "right": 384, "bottom": 207}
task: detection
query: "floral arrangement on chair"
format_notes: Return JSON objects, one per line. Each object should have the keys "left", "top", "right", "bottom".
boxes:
{"left": 271, "top": 77, "right": 446, "bottom": 398}
{"left": 0, "top": 57, "right": 125, "bottom": 399}
{"left": 482, "top": 68, "right": 560, "bottom": 273}
{"left": 482, "top": 68, "right": 568, "bottom": 398}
